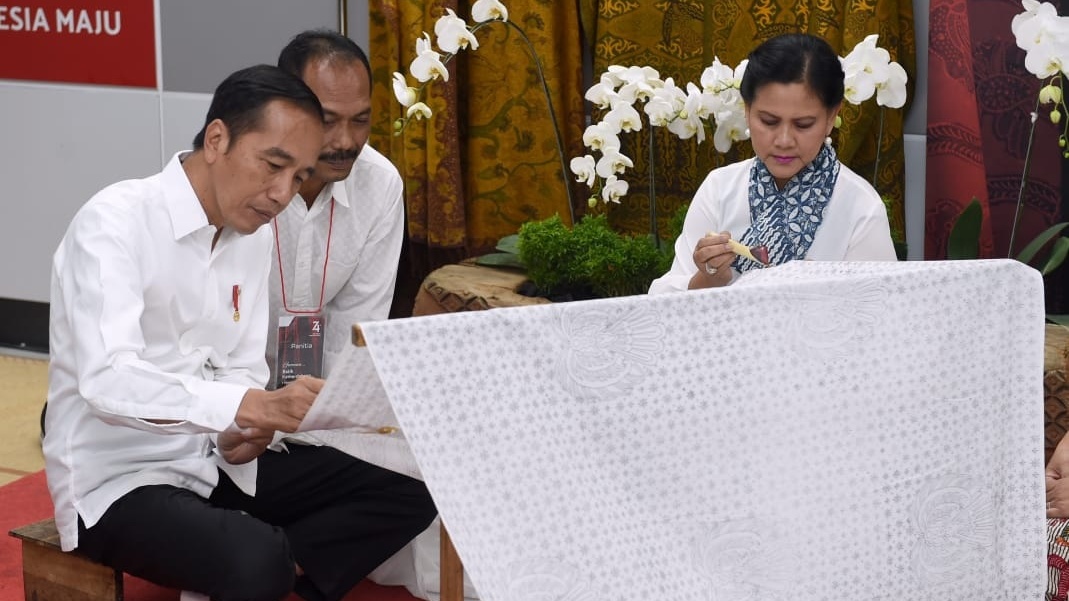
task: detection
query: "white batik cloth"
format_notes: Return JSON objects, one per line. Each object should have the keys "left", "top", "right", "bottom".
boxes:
{"left": 351, "top": 259, "right": 1047, "bottom": 601}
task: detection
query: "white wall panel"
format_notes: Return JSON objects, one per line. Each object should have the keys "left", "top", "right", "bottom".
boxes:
{"left": 0, "top": 81, "right": 162, "bottom": 303}
{"left": 161, "top": 91, "right": 212, "bottom": 160}
{"left": 159, "top": 0, "right": 338, "bottom": 93}
{"left": 904, "top": 133, "right": 927, "bottom": 260}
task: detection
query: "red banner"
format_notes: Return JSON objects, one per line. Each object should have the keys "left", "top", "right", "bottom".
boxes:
{"left": 0, "top": 1, "right": 156, "bottom": 88}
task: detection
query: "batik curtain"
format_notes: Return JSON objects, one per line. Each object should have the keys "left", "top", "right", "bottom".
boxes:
{"left": 578, "top": 0, "right": 915, "bottom": 243}
{"left": 925, "top": 0, "right": 1067, "bottom": 312}
{"left": 369, "top": 0, "right": 585, "bottom": 263}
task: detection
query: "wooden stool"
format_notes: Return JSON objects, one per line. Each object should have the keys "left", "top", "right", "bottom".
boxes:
{"left": 9, "top": 518, "right": 122, "bottom": 601}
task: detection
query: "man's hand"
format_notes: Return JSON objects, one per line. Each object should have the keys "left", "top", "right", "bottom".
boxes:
{"left": 217, "top": 426, "right": 275, "bottom": 465}
{"left": 235, "top": 376, "right": 323, "bottom": 433}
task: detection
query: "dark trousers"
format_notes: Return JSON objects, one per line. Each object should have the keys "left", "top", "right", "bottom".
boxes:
{"left": 75, "top": 444, "right": 437, "bottom": 601}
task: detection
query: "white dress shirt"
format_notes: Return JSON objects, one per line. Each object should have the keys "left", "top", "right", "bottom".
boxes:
{"left": 44, "top": 153, "right": 272, "bottom": 551}
{"left": 649, "top": 158, "right": 897, "bottom": 293}
{"left": 267, "top": 145, "right": 404, "bottom": 382}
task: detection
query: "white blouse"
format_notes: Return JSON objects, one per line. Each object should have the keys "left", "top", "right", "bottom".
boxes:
{"left": 649, "top": 158, "right": 897, "bottom": 294}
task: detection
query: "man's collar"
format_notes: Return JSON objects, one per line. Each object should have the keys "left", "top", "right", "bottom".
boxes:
{"left": 163, "top": 151, "right": 212, "bottom": 240}
{"left": 307, "top": 178, "right": 351, "bottom": 210}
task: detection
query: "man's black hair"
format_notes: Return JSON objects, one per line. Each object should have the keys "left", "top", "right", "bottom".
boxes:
{"left": 278, "top": 29, "right": 372, "bottom": 88}
{"left": 191, "top": 64, "right": 324, "bottom": 150}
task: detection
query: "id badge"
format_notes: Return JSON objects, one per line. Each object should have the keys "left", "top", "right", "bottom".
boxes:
{"left": 275, "top": 314, "right": 325, "bottom": 389}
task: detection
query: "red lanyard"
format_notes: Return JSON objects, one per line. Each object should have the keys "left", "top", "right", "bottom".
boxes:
{"left": 274, "top": 197, "right": 335, "bottom": 314}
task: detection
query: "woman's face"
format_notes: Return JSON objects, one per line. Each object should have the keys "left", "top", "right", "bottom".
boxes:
{"left": 745, "top": 82, "right": 839, "bottom": 188}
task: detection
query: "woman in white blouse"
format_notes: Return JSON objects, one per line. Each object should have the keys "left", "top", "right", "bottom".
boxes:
{"left": 649, "top": 33, "right": 896, "bottom": 294}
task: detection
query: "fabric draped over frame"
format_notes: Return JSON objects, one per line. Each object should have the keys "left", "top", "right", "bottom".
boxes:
{"left": 925, "top": 0, "right": 1068, "bottom": 313}
{"left": 578, "top": 0, "right": 915, "bottom": 244}
{"left": 369, "top": 0, "right": 586, "bottom": 267}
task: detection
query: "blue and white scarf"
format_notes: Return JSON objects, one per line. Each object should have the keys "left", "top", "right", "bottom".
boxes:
{"left": 732, "top": 144, "right": 840, "bottom": 274}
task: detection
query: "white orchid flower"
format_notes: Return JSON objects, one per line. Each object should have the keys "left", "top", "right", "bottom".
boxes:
{"left": 595, "top": 148, "right": 634, "bottom": 178}
{"left": 1012, "top": 2, "right": 1069, "bottom": 78}
{"left": 410, "top": 33, "right": 449, "bottom": 82}
{"left": 603, "top": 100, "right": 643, "bottom": 133}
{"left": 434, "top": 9, "right": 478, "bottom": 53}
{"left": 843, "top": 56, "right": 878, "bottom": 105}
{"left": 601, "top": 175, "right": 629, "bottom": 204}
{"left": 876, "top": 61, "right": 908, "bottom": 108}
{"left": 602, "top": 65, "right": 626, "bottom": 87}
{"left": 642, "top": 78, "right": 687, "bottom": 126}
{"left": 732, "top": 60, "right": 748, "bottom": 87}
{"left": 1021, "top": 23, "right": 1069, "bottom": 77}
{"left": 630, "top": 66, "right": 662, "bottom": 84}
{"left": 471, "top": 0, "right": 508, "bottom": 23}
{"left": 582, "top": 121, "right": 621, "bottom": 151}
{"left": 585, "top": 76, "right": 620, "bottom": 110}
{"left": 686, "top": 82, "right": 718, "bottom": 121}
{"left": 1012, "top": 0, "right": 1060, "bottom": 49}
{"left": 700, "top": 58, "right": 734, "bottom": 93}
{"left": 392, "top": 72, "right": 418, "bottom": 107}
{"left": 712, "top": 108, "right": 748, "bottom": 153}
{"left": 667, "top": 111, "right": 703, "bottom": 142}
{"left": 643, "top": 95, "right": 678, "bottom": 127}
{"left": 406, "top": 102, "right": 433, "bottom": 120}
{"left": 570, "top": 155, "right": 597, "bottom": 187}
{"left": 660, "top": 83, "right": 708, "bottom": 143}
{"left": 617, "top": 80, "right": 659, "bottom": 104}
{"left": 704, "top": 58, "right": 747, "bottom": 100}
{"left": 842, "top": 35, "right": 892, "bottom": 103}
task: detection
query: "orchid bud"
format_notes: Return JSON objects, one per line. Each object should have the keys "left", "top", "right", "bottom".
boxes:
{"left": 1060, "top": 137, "right": 1067, "bottom": 148}
{"left": 834, "top": 115, "right": 842, "bottom": 129}
{"left": 588, "top": 196, "right": 598, "bottom": 209}
{"left": 1039, "top": 84, "right": 1063, "bottom": 105}
{"left": 393, "top": 119, "right": 404, "bottom": 131}
{"left": 1052, "top": 109, "right": 1063, "bottom": 125}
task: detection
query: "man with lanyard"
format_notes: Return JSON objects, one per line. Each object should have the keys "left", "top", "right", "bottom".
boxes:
{"left": 270, "top": 29, "right": 439, "bottom": 598}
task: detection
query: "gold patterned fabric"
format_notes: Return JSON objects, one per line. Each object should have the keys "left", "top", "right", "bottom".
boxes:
{"left": 369, "top": 0, "right": 585, "bottom": 257}
{"left": 579, "top": 0, "right": 915, "bottom": 241}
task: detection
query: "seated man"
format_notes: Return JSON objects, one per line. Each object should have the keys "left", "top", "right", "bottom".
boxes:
{"left": 43, "top": 64, "right": 436, "bottom": 601}
{"left": 270, "top": 29, "right": 442, "bottom": 600}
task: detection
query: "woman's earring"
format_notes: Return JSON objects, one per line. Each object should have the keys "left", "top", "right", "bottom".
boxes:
{"left": 824, "top": 136, "right": 833, "bottom": 147}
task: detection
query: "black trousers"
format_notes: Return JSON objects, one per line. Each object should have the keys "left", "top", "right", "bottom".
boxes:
{"left": 75, "top": 444, "right": 437, "bottom": 601}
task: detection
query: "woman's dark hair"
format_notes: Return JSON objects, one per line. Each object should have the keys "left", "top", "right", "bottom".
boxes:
{"left": 739, "top": 33, "right": 844, "bottom": 109}
{"left": 277, "top": 29, "right": 372, "bottom": 89}
{"left": 191, "top": 64, "right": 323, "bottom": 150}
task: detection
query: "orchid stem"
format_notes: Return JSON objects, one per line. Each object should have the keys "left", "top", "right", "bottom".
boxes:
{"left": 648, "top": 125, "right": 658, "bottom": 248}
{"left": 1008, "top": 94, "right": 1043, "bottom": 258}
{"left": 872, "top": 106, "right": 885, "bottom": 191}
{"left": 406, "top": 20, "right": 576, "bottom": 227}
{"left": 498, "top": 21, "right": 576, "bottom": 226}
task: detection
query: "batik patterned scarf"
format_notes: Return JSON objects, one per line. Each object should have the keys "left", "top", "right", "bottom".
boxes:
{"left": 732, "top": 144, "right": 840, "bottom": 274}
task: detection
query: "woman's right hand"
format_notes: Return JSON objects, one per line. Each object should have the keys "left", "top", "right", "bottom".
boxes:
{"left": 690, "top": 231, "right": 737, "bottom": 289}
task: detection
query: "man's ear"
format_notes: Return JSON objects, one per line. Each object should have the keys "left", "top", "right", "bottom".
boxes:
{"left": 201, "top": 119, "right": 230, "bottom": 164}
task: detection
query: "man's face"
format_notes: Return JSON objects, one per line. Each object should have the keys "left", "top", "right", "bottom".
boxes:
{"left": 301, "top": 58, "right": 372, "bottom": 184}
{"left": 208, "top": 100, "right": 323, "bottom": 234}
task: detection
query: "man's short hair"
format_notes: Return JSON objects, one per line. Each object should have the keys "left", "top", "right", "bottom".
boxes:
{"left": 191, "top": 64, "right": 324, "bottom": 150}
{"left": 278, "top": 29, "right": 372, "bottom": 88}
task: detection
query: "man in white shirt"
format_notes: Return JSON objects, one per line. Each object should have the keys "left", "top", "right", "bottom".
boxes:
{"left": 270, "top": 30, "right": 439, "bottom": 599}
{"left": 271, "top": 30, "right": 406, "bottom": 384}
{"left": 44, "top": 65, "right": 425, "bottom": 601}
